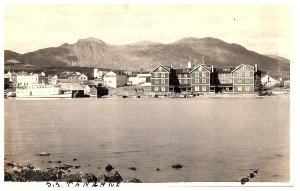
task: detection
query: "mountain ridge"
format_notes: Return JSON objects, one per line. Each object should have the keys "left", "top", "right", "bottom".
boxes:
{"left": 4, "top": 37, "right": 290, "bottom": 78}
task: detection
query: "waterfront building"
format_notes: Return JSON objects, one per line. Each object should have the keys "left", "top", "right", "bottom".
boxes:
{"left": 16, "top": 74, "right": 47, "bottom": 88}
{"left": 150, "top": 63, "right": 258, "bottom": 94}
{"left": 190, "top": 65, "right": 212, "bottom": 93}
{"left": 261, "top": 74, "right": 280, "bottom": 87}
{"left": 232, "top": 64, "right": 256, "bottom": 92}
{"left": 103, "top": 71, "right": 127, "bottom": 88}
{"left": 150, "top": 66, "right": 171, "bottom": 94}
{"left": 216, "top": 67, "right": 235, "bottom": 93}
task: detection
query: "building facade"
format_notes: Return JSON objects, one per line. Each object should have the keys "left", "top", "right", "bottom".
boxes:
{"left": 190, "top": 65, "right": 211, "bottom": 93}
{"left": 150, "top": 63, "right": 258, "bottom": 94}
{"left": 232, "top": 64, "right": 255, "bottom": 92}
{"left": 103, "top": 71, "right": 127, "bottom": 88}
{"left": 16, "top": 74, "right": 47, "bottom": 88}
{"left": 150, "top": 66, "right": 171, "bottom": 93}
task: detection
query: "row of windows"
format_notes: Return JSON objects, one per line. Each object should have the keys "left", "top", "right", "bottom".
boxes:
{"left": 236, "top": 72, "right": 251, "bottom": 77}
{"left": 194, "top": 79, "right": 207, "bottom": 84}
{"left": 154, "top": 79, "right": 166, "bottom": 84}
{"left": 194, "top": 86, "right": 207, "bottom": 91}
{"left": 154, "top": 86, "right": 166, "bottom": 91}
{"left": 153, "top": 72, "right": 208, "bottom": 78}
{"left": 154, "top": 73, "right": 167, "bottom": 78}
{"left": 237, "top": 86, "right": 251, "bottom": 91}
{"left": 236, "top": 78, "right": 252, "bottom": 83}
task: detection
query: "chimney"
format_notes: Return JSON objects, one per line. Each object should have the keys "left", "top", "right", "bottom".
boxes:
{"left": 202, "top": 56, "right": 205, "bottom": 65}
{"left": 255, "top": 64, "right": 258, "bottom": 72}
{"left": 188, "top": 62, "right": 192, "bottom": 69}
{"left": 211, "top": 65, "right": 214, "bottom": 72}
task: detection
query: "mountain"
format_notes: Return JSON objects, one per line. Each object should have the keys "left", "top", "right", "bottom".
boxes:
{"left": 4, "top": 37, "right": 290, "bottom": 78}
{"left": 4, "top": 50, "right": 23, "bottom": 63}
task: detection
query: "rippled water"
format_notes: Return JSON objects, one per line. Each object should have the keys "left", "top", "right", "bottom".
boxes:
{"left": 4, "top": 97, "right": 290, "bottom": 182}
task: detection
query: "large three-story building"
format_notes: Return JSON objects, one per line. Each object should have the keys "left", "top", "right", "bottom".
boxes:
{"left": 150, "top": 63, "right": 258, "bottom": 94}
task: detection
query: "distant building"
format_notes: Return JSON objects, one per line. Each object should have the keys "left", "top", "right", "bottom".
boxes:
{"left": 48, "top": 75, "right": 58, "bottom": 85}
{"left": 128, "top": 72, "right": 151, "bottom": 85}
{"left": 84, "top": 84, "right": 108, "bottom": 98}
{"left": 93, "top": 68, "right": 109, "bottom": 79}
{"left": 78, "top": 74, "right": 88, "bottom": 82}
{"left": 284, "top": 80, "right": 290, "bottom": 88}
{"left": 261, "top": 74, "right": 280, "bottom": 87}
{"left": 103, "top": 71, "right": 127, "bottom": 88}
{"left": 58, "top": 82, "right": 84, "bottom": 97}
{"left": 16, "top": 74, "right": 47, "bottom": 88}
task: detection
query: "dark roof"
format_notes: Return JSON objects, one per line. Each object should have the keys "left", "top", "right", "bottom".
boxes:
{"left": 87, "top": 84, "right": 98, "bottom": 88}
{"left": 174, "top": 68, "right": 191, "bottom": 74}
{"left": 217, "top": 67, "right": 235, "bottom": 73}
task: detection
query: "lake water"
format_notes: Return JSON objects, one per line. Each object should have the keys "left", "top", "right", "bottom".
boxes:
{"left": 4, "top": 97, "right": 290, "bottom": 183}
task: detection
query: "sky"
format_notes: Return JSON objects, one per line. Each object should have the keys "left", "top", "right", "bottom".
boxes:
{"left": 4, "top": 4, "right": 293, "bottom": 59}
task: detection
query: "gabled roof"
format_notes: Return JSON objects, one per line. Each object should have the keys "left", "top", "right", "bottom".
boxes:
{"left": 231, "top": 64, "right": 255, "bottom": 73}
{"left": 189, "top": 64, "right": 211, "bottom": 73}
{"left": 150, "top": 66, "right": 171, "bottom": 73}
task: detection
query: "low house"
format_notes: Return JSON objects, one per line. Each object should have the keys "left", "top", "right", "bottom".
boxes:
{"left": 84, "top": 84, "right": 108, "bottom": 98}
{"left": 4, "top": 74, "right": 10, "bottom": 89}
{"left": 103, "top": 71, "right": 127, "bottom": 88}
{"left": 261, "top": 74, "right": 280, "bottom": 87}
{"left": 58, "top": 83, "right": 84, "bottom": 97}
{"left": 284, "top": 80, "right": 290, "bottom": 88}
{"left": 78, "top": 74, "right": 88, "bottom": 82}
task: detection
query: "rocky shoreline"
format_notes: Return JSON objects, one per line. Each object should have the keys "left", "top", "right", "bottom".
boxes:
{"left": 4, "top": 162, "right": 141, "bottom": 183}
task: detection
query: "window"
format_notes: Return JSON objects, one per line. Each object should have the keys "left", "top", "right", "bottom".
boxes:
{"left": 154, "top": 87, "right": 159, "bottom": 91}
{"left": 195, "top": 72, "right": 199, "bottom": 77}
{"left": 245, "top": 86, "right": 250, "bottom": 91}
{"left": 178, "top": 74, "right": 181, "bottom": 78}
{"left": 229, "top": 79, "right": 233, "bottom": 83}
{"left": 202, "top": 72, "right": 206, "bottom": 77}
{"left": 161, "top": 87, "right": 165, "bottom": 91}
{"left": 161, "top": 79, "right": 165, "bottom": 84}
{"left": 245, "top": 78, "right": 250, "bottom": 83}
{"left": 237, "top": 79, "right": 242, "bottom": 83}
{"left": 184, "top": 74, "right": 188, "bottom": 78}
{"left": 237, "top": 86, "right": 242, "bottom": 91}
{"left": 202, "top": 79, "right": 206, "bottom": 83}
{"left": 195, "top": 79, "right": 199, "bottom": 84}
{"left": 154, "top": 73, "right": 159, "bottom": 77}
{"left": 245, "top": 72, "right": 250, "bottom": 77}
{"left": 155, "top": 80, "right": 159, "bottom": 84}
{"left": 179, "top": 80, "right": 182, "bottom": 84}
{"left": 237, "top": 72, "right": 242, "bottom": 76}
{"left": 161, "top": 73, "right": 165, "bottom": 78}
{"left": 195, "top": 86, "right": 200, "bottom": 91}
{"left": 202, "top": 86, "right": 207, "bottom": 91}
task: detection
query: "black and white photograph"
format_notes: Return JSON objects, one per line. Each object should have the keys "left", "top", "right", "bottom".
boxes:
{"left": 2, "top": 1, "right": 297, "bottom": 189}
